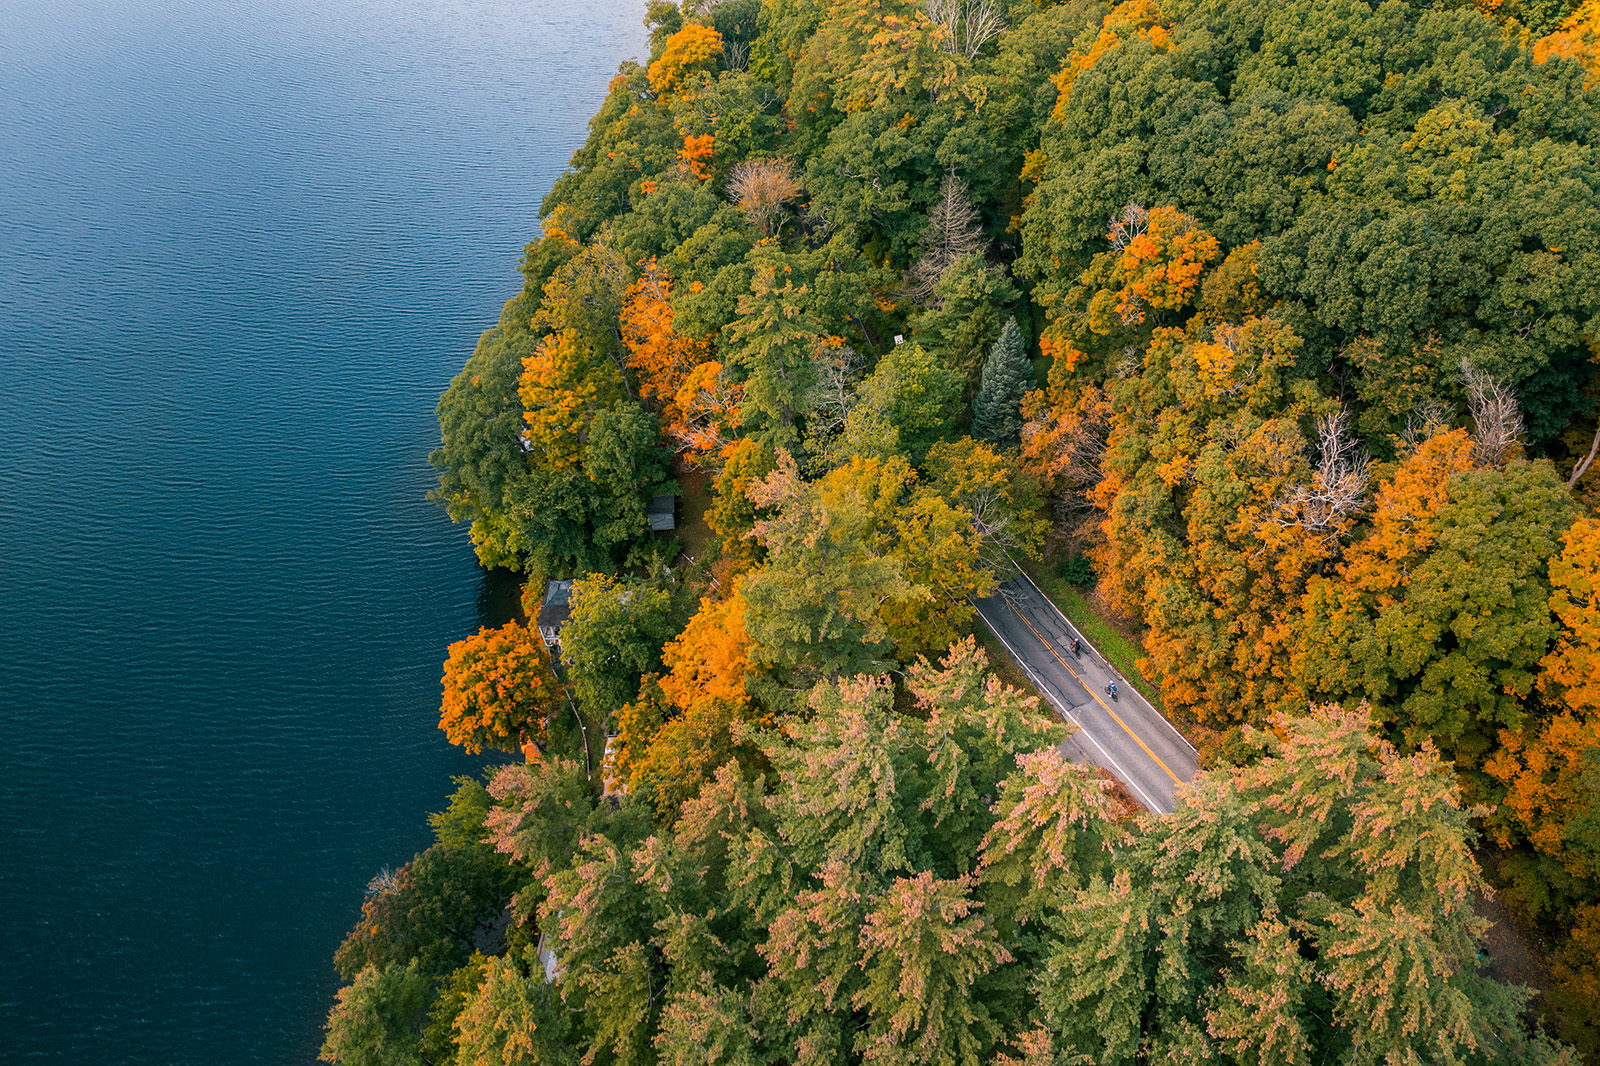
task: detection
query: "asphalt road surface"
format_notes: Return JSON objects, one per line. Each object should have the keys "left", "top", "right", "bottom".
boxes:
{"left": 973, "top": 572, "right": 1200, "bottom": 814}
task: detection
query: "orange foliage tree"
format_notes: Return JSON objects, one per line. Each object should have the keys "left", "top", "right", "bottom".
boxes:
{"left": 611, "top": 588, "right": 754, "bottom": 818}
{"left": 439, "top": 621, "right": 563, "bottom": 754}
{"left": 1534, "top": 0, "right": 1599, "bottom": 87}
{"left": 621, "top": 262, "right": 708, "bottom": 427}
{"left": 677, "top": 132, "right": 714, "bottom": 179}
{"left": 1484, "top": 712, "right": 1600, "bottom": 883}
{"left": 658, "top": 586, "right": 752, "bottom": 711}
{"left": 1541, "top": 516, "right": 1600, "bottom": 713}
{"left": 1084, "top": 204, "right": 1220, "bottom": 332}
{"left": 1049, "top": 0, "right": 1174, "bottom": 122}
{"left": 647, "top": 23, "right": 723, "bottom": 96}
{"left": 619, "top": 260, "right": 740, "bottom": 463}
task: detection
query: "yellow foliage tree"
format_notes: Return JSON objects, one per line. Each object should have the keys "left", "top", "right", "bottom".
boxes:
{"left": 630, "top": 698, "right": 744, "bottom": 818}
{"left": 658, "top": 587, "right": 752, "bottom": 711}
{"left": 518, "top": 330, "right": 598, "bottom": 468}
{"left": 1534, "top": 0, "right": 1599, "bottom": 88}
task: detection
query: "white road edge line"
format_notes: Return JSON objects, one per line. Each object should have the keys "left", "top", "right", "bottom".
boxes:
{"left": 974, "top": 599, "right": 1170, "bottom": 815}
{"left": 1005, "top": 558, "right": 1201, "bottom": 760}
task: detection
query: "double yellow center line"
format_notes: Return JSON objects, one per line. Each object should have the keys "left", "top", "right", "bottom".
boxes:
{"left": 1000, "top": 593, "right": 1183, "bottom": 786}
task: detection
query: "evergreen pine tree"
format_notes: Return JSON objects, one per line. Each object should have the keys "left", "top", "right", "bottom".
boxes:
{"left": 971, "top": 317, "right": 1030, "bottom": 446}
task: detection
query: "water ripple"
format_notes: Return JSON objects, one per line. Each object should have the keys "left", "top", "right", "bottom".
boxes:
{"left": 0, "top": 1, "right": 644, "bottom": 1062}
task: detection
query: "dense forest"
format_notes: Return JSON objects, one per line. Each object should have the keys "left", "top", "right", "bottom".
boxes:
{"left": 323, "top": 0, "right": 1600, "bottom": 1062}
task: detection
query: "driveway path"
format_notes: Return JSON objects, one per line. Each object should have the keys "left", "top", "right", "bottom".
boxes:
{"left": 973, "top": 572, "right": 1200, "bottom": 813}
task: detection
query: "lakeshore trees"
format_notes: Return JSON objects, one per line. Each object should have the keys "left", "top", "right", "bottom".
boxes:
{"left": 338, "top": 662, "right": 1571, "bottom": 1066}
{"left": 369, "top": 0, "right": 1600, "bottom": 1059}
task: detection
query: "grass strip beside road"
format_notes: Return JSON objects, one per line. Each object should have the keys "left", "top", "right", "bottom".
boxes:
{"left": 1026, "top": 568, "right": 1166, "bottom": 712}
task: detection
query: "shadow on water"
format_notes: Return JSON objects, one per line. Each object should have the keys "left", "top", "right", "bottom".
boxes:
{"left": 476, "top": 565, "right": 526, "bottom": 629}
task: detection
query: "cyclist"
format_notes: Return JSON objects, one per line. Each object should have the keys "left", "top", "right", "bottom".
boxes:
{"left": 1106, "top": 680, "right": 1118, "bottom": 700}
{"left": 1071, "top": 637, "right": 1081, "bottom": 656}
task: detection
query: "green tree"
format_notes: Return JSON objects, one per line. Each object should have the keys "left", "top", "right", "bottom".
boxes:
{"left": 430, "top": 325, "right": 532, "bottom": 570}
{"left": 724, "top": 250, "right": 823, "bottom": 449}
{"left": 707, "top": 438, "right": 774, "bottom": 582}
{"left": 419, "top": 954, "right": 489, "bottom": 1066}
{"left": 582, "top": 401, "right": 675, "bottom": 559}
{"left": 971, "top": 318, "right": 1032, "bottom": 446}
{"left": 428, "top": 775, "right": 495, "bottom": 851}
{"left": 542, "top": 63, "right": 679, "bottom": 242}
{"left": 880, "top": 489, "right": 993, "bottom": 655}
{"left": 563, "top": 572, "right": 689, "bottom": 717}
{"left": 333, "top": 844, "right": 521, "bottom": 986}
{"left": 924, "top": 436, "right": 1049, "bottom": 570}
{"left": 978, "top": 748, "right": 1120, "bottom": 934}
{"left": 910, "top": 253, "right": 1025, "bottom": 386}
{"left": 540, "top": 829, "right": 661, "bottom": 1066}
{"left": 320, "top": 961, "right": 430, "bottom": 1066}
{"left": 508, "top": 464, "right": 606, "bottom": 578}
{"left": 451, "top": 947, "right": 573, "bottom": 1066}
{"left": 839, "top": 342, "right": 964, "bottom": 465}
{"left": 853, "top": 871, "right": 1011, "bottom": 1066}
{"left": 1037, "top": 706, "right": 1565, "bottom": 1065}
{"left": 741, "top": 452, "right": 924, "bottom": 678}
{"left": 1295, "top": 439, "right": 1580, "bottom": 753}
{"left": 483, "top": 758, "right": 595, "bottom": 885}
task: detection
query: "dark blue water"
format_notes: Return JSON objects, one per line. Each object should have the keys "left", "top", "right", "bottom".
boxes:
{"left": 0, "top": 1, "right": 643, "bottom": 1061}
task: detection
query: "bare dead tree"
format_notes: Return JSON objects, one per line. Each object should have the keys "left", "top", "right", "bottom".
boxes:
{"left": 805, "top": 343, "right": 865, "bottom": 442}
{"left": 1400, "top": 398, "right": 1453, "bottom": 451}
{"left": 923, "top": 0, "right": 1006, "bottom": 59}
{"left": 723, "top": 38, "right": 749, "bottom": 71}
{"left": 366, "top": 866, "right": 399, "bottom": 897}
{"left": 1112, "top": 345, "right": 1143, "bottom": 380}
{"left": 962, "top": 0, "right": 1006, "bottom": 58}
{"left": 1281, "top": 409, "right": 1371, "bottom": 539}
{"left": 1570, "top": 421, "right": 1600, "bottom": 487}
{"left": 1048, "top": 426, "right": 1109, "bottom": 535}
{"left": 727, "top": 157, "right": 801, "bottom": 236}
{"left": 1462, "top": 360, "right": 1523, "bottom": 467}
{"left": 907, "top": 171, "right": 985, "bottom": 305}
{"left": 1107, "top": 202, "right": 1150, "bottom": 252}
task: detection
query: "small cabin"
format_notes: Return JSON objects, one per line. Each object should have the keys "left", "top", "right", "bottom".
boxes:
{"left": 647, "top": 493, "right": 676, "bottom": 532}
{"left": 536, "top": 579, "right": 574, "bottom": 649}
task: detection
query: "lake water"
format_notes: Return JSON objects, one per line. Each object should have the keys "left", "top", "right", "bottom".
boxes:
{"left": 0, "top": 1, "right": 643, "bottom": 1061}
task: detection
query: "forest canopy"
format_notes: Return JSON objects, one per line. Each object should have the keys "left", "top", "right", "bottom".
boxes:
{"left": 331, "top": 0, "right": 1600, "bottom": 1061}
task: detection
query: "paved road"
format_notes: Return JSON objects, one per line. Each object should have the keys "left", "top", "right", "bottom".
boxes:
{"left": 973, "top": 572, "right": 1200, "bottom": 814}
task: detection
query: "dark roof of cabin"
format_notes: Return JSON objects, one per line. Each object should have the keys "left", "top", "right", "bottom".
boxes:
{"left": 647, "top": 493, "right": 676, "bottom": 531}
{"left": 536, "top": 579, "right": 574, "bottom": 629}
